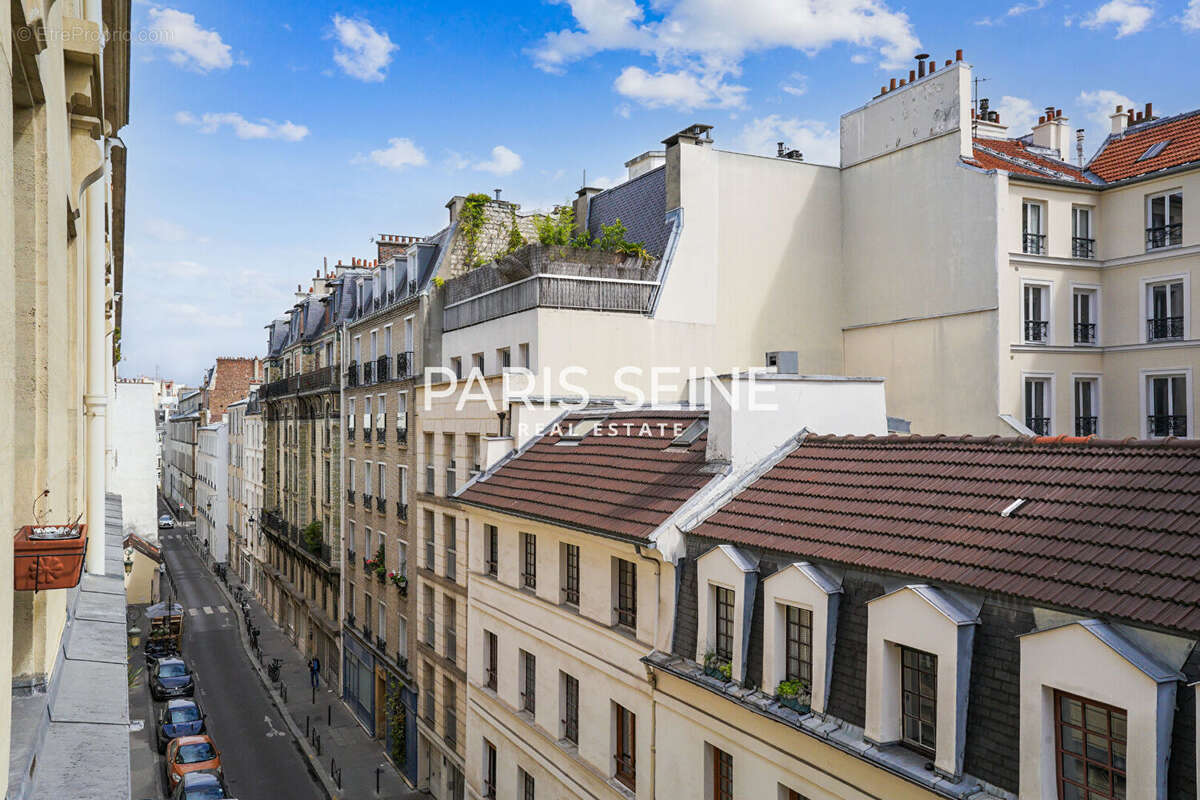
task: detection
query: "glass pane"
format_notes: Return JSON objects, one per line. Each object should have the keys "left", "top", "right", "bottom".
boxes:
{"left": 1111, "top": 741, "right": 1126, "bottom": 771}
{"left": 1172, "top": 377, "right": 1187, "bottom": 418}
{"left": 1062, "top": 725, "right": 1084, "bottom": 754}
{"left": 1086, "top": 763, "right": 1110, "bottom": 792}
{"left": 1169, "top": 193, "right": 1183, "bottom": 226}
{"left": 1110, "top": 713, "right": 1127, "bottom": 742}
{"left": 1085, "top": 705, "right": 1107, "bottom": 734}
{"left": 903, "top": 691, "right": 918, "bottom": 716}
{"left": 1061, "top": 695, "right": 1083, "bottom": 726}
{"left": 920, "top": 698, "right": 936, "bottom": 724}
{"left": 1061, "top": 754, "right": 1085, "bottom": 784}
{"left": 1113, "top": 773, "right": 1126, "bottom": 799}
{"left": 904, "top": 717, "right": 920, "bottom": 741}
{"left": 1062, "top": 784, "right": 1085, "bottom": 800}
{"left": 1086, "top": 733, "right": 1109, "bottom": 763}
{"left": 920, "top": 723, "right": 935, "bottom": 746}
{"left": 1150, "top": 195, "right": 1165, "bottom": 228}
{"left": 902, "top": 649, "right": 916, "bottom": 668}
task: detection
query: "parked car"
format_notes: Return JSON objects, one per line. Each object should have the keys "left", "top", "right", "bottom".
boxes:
{"left": 164, "top": 736, "right": 221, "bottom": 791}
{"left": 169, "top": 769, "right": 229, "bottom": 799}
{"left": 150, "top": 657, "right": 195, "bottom": 701}
{"left": 158, "top": 515, "right": 175, "bottom": 529}
{"left": 156, "top": 699, "right": 206, "bottom": 753}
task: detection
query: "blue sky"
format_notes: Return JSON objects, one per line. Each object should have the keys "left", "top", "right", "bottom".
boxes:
{"left": 121, "top": 0, "right": 1200, "bottom": 383}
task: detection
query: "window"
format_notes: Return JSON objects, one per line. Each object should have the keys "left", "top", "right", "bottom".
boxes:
{"left": 713, "top": 586, "right": 734, "bottom": 666}
{"left": 377, "top": 462, "right": 386, "bottom": 501}
{"left": 1146, "top": 190, "right": 1183, "bottom": 249}
{"left": 518, "top": 768, "right": 535, "bottom": 800}
{"left": 561, "top": 543, "right": 580, "bottom": 606}
{"left": 424, "top": 433, "right": 435, "bottom": 493}
{"left": 364, "top": 397, "right": 372, "bottom": 442}
{"left": 472, "top": 352, "right": 485, "bottom": 374}
{"left": 1072, "top": 288, "right": 1097, "bottom": 345}
{"left": 396, "top": 391, "right": 408, "bottom": 442}
{"left": 1146, "top": 280, "right": 1185, "bottom": 341}
{"left": 398, "top": 466, "right": 407, "bottom": 519}
{"left": 444, "top": 434, "right": 457, "bottom": 494}
{"left": 498, "top": 347, "right": 511, "bottom": 369}
{"left": 520, "top": 650, "right": 536, "bottom": 714}
{"left": 484, "top": 524, "right": 498, "bottom": 577}
{"left": 1074, "top": 378, "right": 1099, "bottom": 436}
{"left": 484, "top": 630, "right": 498, "bottom": 690}
{"left": 1023, "top": 283, "right": 1049, "bottom": 343}
{"left": 1025, "top": 376, "right": 1051, "bottom": 435}
{"left": 521, "top": 533, "right": 537, "bottom": 590}
{"left": 900, "top": 646, "right": 937, "bottom": 756}
{"left": 377, "top": 600, "right": 386, "bottom": 646}
{"left": 1055, "top": 692, "right": 1127, "bottom": 800}
{"left": 347, "top": 460, "right": 356, "bottom": 501}
{"left": 364, "top": 460, "right": 373, "bottom": 499}
{"left": 424, "top": 513, "right": 435, "bottom": 570}
{"left": 422, "top": 586, "right": 435, "bottom": 646}
{"left": 376, "top": 395, "right": 386, "bottom": 432}
{"left": 1023, "top": 201, "right": 1046, "bottom": 254}
{"left": 785, "top": 605, "right": 813, "bottom": 684}
{"left": 348, "top": 398, "right": 356, "bottom": 438}
{"left": 614, "top": 703, "right": 636, "bottom": 790}
{"left": 519, "top": 343, "right": 530, "bottom": 368}
{"left": 561, "top": 672, "right": 579, "bottom": 745}
{"left": 445, "top": 515, "right": 457, "bottom": 582}
{"left": 1147, "top": 373, "right": 1188, "bottom": 437}
{"left": 710, "top": 745, "right": 733, "bottom": 800}
{"left": 1072, "top": 206, "right": 1095, "bottom": 258}
{"left": 451, "top": 357, "right": 463, "bottom": 379}
{"left": 482, "top": 739, "right": 497, "bottom": 799}
{"left": 615, "top": 559, "right": 637, "bottom": 630}
{"left": 468, "top": 434, "right": 481, "bottom": 475}
{"left": 444, "top": 596, "right": 457, "bottom": 664}
{"left": 444, "top": 677, "right": 457, "bottom": 746}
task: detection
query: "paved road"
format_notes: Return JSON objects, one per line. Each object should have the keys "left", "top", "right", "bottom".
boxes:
{"left": 136, "top": 497, "right": 324, "bottom": 800}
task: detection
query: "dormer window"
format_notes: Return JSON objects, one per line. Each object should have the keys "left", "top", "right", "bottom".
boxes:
{"left": 763, "top": 562, "right": 840, "bottom": 714}
{"left": 696, "top": 545, "right": 756, "bottom": 683}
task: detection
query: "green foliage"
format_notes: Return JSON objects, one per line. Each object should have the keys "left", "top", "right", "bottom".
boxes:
{"left": 432, "top": 276, "right": 444, "bottom": 288}
{"left": 570, "top": 230, "right": 594, "bottom": 249}
{"left": 302, "top": 521, "right": 323, "bottom": 556}
{"left": 775, "top": 679, "right": 808, "bottom": 699}
{"left": 703, "top": 651, "right": 733, "bottom": 680}
{"left": 460, "top": 192, "right": 491, "bottom": 268}
{"left": 598, "top": 219, "right": 628, "bottom": 251}
{"left": 503, "top": 207, "right": 526, "bottom": 256}
{"left": 372, "top": 544, "right": 386, "bottom": 578}
{"left": 386, "top": 681, "right": 407, "bottom": 766}
{"left": 534, "top": 205, "right": 576, "bottom": 246}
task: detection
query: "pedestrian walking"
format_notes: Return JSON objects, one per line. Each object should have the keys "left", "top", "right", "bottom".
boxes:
{"left": 309, "top": 656, "right": 320, "bottom": 689}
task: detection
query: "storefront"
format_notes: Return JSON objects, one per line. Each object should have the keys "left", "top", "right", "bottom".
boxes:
{"left": 343, "top": 632, "right": 375, "bottom": 732}
{"left": 384, "top": 673, "right": 418, "bottom": 785}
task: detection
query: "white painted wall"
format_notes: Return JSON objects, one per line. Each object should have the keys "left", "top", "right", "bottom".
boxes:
{"left": 111, "top": 381, "right": 159, "bottom": 542}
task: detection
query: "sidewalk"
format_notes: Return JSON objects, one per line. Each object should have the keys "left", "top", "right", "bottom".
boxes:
{"left": 181, "top": 534, "right": 424, "bottom": 800}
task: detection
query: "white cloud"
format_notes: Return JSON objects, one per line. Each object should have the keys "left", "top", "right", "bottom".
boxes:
{"left": 147, "top": 8, "right": 234, "bottom": 71}
{"left": 359, "top": 138, "right": 428, "bottom": 170}
{"left": 780, "top": 72, "right": 808, "bottom": 97}
{"left": 1081, "top": 0, "right": 1153, "bottom": 36}
{"left": 472, "top": 146, "right": 524, "bottom": 176}
{"left": 994, "top": 96, "right": 1039, "bottom": 134}
{"left": 144, "top": 218, "right": 209, "bottom": 244}
{"left": 529, "top": 0, "right": 920, "bottom": 111}
{"left": 176, "top": 111, "right": 310, "bottom": 141}
{"left": 977, "top": 0, "right": 1048, "bottom": 25}
{"left": 330, "top": 15, "right": 397, "bottom": 82}
{"left": 734, "top": 115, "right": 840, "bottom": 167}
{"left": 1077, "top": 88, "right": 1136, "bottom": 149}
{"left": 1184, "top": 0, "right": 1200, "bottom": 29}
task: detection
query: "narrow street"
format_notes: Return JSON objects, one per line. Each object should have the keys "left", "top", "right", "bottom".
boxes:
{"left": 127, "top": 497, "right": 324, "bottom": 800}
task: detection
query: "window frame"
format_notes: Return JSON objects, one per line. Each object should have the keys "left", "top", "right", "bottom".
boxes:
{"left": 1022, "top": 199, "right": 1047, "bottom": 255}
{"left": 1023, "top": 372, "right": 1054, "bottom": 436}
{"left": 1145, "top": 189, "right": 1183, "bottom": 250}
{"left": 713, "top": 585, "right": 735, "bottom": 665}
{"left": 615, "top": 558, "right": 637, "bottom": 631}
{"left": 1070, "top": 283, "right": 1100, "bottom": 346}
{"left": 561, "top": 671, "right": 579, "bottom": 745}
{"left": 899, "top": 645, "right": 938, "bottom": 757}
{"left": 484, "top": 524, "right": 498, "bottom": 577}
{"left": 784, "top": 604, "right": 814, "bottom": 685}
{"left": 710, "top": 744, "right": 733, "bottom": 800}
{"left": 561, "top": 542, "right": 580, "bottom": 607}
{"left": 614, "top": 703, "right": 636, "bottom": 790}
{"left": 1021, "top": 279, "right": 1052, "bottom": 344}
{"left": 1053, "top": 690, "right": 1127, "bottom": 800}
{"left": 1071, "top": 205, "right": 1095, "bottom": 259}
{"left": 1141, "top": 368, "right": 1192, "bottom": 438}
{"left": 521, "top": 533, "right": 537, "bottom": 590}
{"left": 1142, "top": 274, "right": 1188, "bottom": 343}
{"left": 1072, "top": 374, "right": 1101, "bottom": 437}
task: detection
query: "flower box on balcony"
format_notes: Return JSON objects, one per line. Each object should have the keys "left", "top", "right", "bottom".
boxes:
{"left": 774, "top": 680, "right": 811, "bottom": 714}
{"left": 15, "top": 524, "right": 87, "bottom": 591}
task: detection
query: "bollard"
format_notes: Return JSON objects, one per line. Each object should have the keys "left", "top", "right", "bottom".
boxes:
{"left": 376, "top": 766, "right": 381, "bottom": 794}
{"left": 312, "top": 684, "right": 316, "bottom": 705}
{"left": 328, "top": 705, "right": 331, "bottom": 726}
{"left": 305, "top": 715, "right": 309, "bottom": 736}
{"left": 315, "top": 732, "right": 321, "bottom": 756}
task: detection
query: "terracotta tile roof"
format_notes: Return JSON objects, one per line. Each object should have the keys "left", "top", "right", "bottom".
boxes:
{"left": 689, "top": 434, "right": 1200, "bottom": 635}
{"left": 970, "top": 138, "right": 1091, "bottom": 183}
{"left": 1088, "top": 109, "right": 1200, "bottom": 183}
{"left": 458, "top": 409, "right": 713, "bottom": 539}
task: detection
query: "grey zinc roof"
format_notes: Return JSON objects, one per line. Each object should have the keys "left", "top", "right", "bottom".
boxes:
{"left": 586, "top": 166, "right": 672, "bottom": 257}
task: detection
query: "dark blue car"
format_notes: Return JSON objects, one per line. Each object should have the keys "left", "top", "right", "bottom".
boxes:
{"left": 156, "top": 698, "right": 206, "bottom": 753}
{"left": 170, "top": 769, "right": 229, "bottom": 799}
{"left": 150, "top": 657, "right": 195, "bottom": 701}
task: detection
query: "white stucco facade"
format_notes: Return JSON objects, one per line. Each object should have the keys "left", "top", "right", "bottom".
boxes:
{"left": 111, "top": 380, "right": 160, "bottom": 542}
{"left": 197, "top": 421, "right": 229, "bottom": 563}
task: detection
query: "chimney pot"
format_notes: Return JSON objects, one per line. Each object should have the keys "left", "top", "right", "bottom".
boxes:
{"left": 1116, "top": 104, "right": 1123, "bottom": 113}
{"left": 494, "top": 189, "right": 502, "bottom": 200}
{"left": 944, "top": 59, "right": 951, "bottom": 66}
{"left": 899, "top": 78, "right": 906, "bottom": 86}
{"left": 880, "top": 86, "right": 887, "bottom": 96}
{"left": 1145, "top": 102, "right": 1153, "bottom": 119}
{"left": 908, "top": 69, "right": 916, "bottom": 82}
{"left": 1038, "top": 116, "right": 1045, "bottom": 124}
{"left": 955, "top": 48, "right": 963, "bottom": 61}
{"left": 890, "top": 77, "right": 897, "bottom": 90}
{"left": 1136, "top": 111, "right": 1143, "bottom": 122}
{"left": 929, "top": 60, "right": 936, "bottom": 72}
{"left": 1055, "top": 108, "right": 1062, "bottom": 118}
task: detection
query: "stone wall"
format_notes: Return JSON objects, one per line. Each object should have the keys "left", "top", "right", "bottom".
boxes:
{"left": 443, "top": 199, "right": 541, "bottom": 278}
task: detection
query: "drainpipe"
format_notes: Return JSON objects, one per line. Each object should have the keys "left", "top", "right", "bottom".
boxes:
{"left": 635, "top": 544, "right": 661, "bottom": 800}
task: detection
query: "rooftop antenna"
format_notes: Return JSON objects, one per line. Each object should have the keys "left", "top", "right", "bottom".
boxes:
{"left": 971, "top": 75, "right": 989, "bottom": 136}
{"left": 582, "top": 168, "right": 587, "bottom": 188}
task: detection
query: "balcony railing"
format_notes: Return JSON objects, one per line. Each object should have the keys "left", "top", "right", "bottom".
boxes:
{"left": 346, "top": 361, "right": 358, "bottom": 387}
{"left": 364, "top": 426, "right": 372, "bottom": 443}
{"left": 445, "top": 465, "right": 456, "bottom": 495}
{"left": 1026, "top": 416, "right": 1050, "bottom": 436}
{"left": 1075, "top": 416, "right": 1099, "bottom": 436}
{"left": 1022, "top": 233, "right": 1046, "bottom": 255}
{"left": 362, "top": 493, "right": 372, "bottom": 509}
{"left": 299, "top": 365, "right": 336, "bottom": 393}
{"left": 1024, "top": 320, "right": 1048, "bottom": 343}
{"left": 362, "top": 360, "right": 374, "bottom": 384}
{"left": 1073, "top": 322, "right": 1097, "bottom": 344}
{"left": 1071, "top": 237, "right": 1095, "bottom": 259}
{"left": 348, "top": 426, "right": 355, "bottom": 441}
{"left": 1148, "top": 414, "right": 1188, "bottom": 437}
{"left": 1146, "top": 223, "right": 1183, "bottom": 250}
{"left": 484, "top": 667, "right": 497, "bottom": 691}
{"left": 443, "top": 273, "right": 656, "bottom": 332}
{"left": 376, "top": 495, "right": 386, "bottom": 513}
{"left": 397, "top": 425, "right": 408, "bottom": 445}
{"left": 397, "top": 502, "right": 408, "bottom": 520}
{"left": 346, "top": 489, "right": 355, "bottom": 504}
{"left": 395, "top": 351, "right": 415, "bottom": 380}
{"left": 376, "top": 425, "right": 385, "bottom": 443}
{"left": 376, "top": 354, "right": 390, "bottom": 382}
{"left": 1148, "top": 316, "right": 1184, "bottom": 341}
{"left": 260, "top": 374, "right": 299, "bottom": 400}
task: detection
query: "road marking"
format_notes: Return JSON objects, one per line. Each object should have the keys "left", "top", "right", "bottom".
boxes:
{"left": 217, "top": 605, "right": 228, "bottom": 614}
{"left": 264, "top": 715, "right": 286, "bottom": 738}
{"left": 188, "top": 608, "right": 199, "bottom": 616}
{"left": 203, "top": 606, "right": 213, "bottom": 615}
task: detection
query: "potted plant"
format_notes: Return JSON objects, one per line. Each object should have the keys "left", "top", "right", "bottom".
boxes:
{"left": 15, "top": 523, "right": 87, "bottom": 592}
{"left": 388, "top": 570, "right": 407, "bottom": 593}
{"left": 372, "top": 545, "right": 387, "bottom": 581}
{"left": 702, "top": 651, "right": 732, "bottom": 682}
{"left": 775, "top": 679, "right": 811, "bottom": 714}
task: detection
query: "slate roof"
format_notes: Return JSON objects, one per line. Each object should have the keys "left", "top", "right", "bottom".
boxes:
{"left": 586, "top": 166, "right": 673, "bottom": 257}
{"left": 689, "top": 434, "right": 1200, "bottom": 636}
{"left": 458, "top": 409, "right": 713, "bottom": 539}
{"left": 1088, "top": 109, "right": 1200, "bottom": 183}
{"left": 970, "top": 138, "right": 1091, "bottom": 183}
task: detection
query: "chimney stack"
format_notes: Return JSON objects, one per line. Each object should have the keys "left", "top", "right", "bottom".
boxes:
{"left": 1033, "top": 105, "right": 1070, "bottom": 161}
{"left": 1076, "top": 129, "right": 1085, "bottom": 168}
{"left": 1144, "top": 102, "right": 1154, "bottom": 121}
{"left": 777, "top": 142, "right": 785, "bottom": 157}
{"left": 494, "top": 189, "right": 502, "bottom": 201}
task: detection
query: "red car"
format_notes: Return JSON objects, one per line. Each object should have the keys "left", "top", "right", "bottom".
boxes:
{"left": 164, "top": 735, "right": 221, "bottom": 791}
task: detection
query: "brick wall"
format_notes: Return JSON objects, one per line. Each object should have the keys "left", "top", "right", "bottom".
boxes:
{"left": 209, "top": 357, "right": 263, "bottom": 422}
{"left": 377, "top": 234, "right": 420, "bottom": 264}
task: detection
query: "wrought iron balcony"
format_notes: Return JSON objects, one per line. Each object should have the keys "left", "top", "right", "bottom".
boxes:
{"left": 376, "top": 354, "right": 390, "bottom": 382}
{"left": 397, "top": 424, "right": 408, "bottom": 445}
{"left": 363, "top": 426, "right": 372, "bottom": 443}
{"left": 1071, "top": 237, "right": 1095, "bottom": 259}
{"left": 1073, "top": 322, "right": 1097, "bottom": 344}
{"left": 397, "top": 502, "right": 408, "bottom": 520}
{"left": 1022, "top": 233, "right": 1046, "bottom": 255}
{"left": 1024, "top": 320, "right": 1049, "bottom": 343}
{"left": 375, "top": 495, "right": 385, "bottom": 513}
{"left": 362, "top": 360, "right": 374, "bottom": 384}
{"left": 1146, "top": 223, "right": 1182, "bottom": 250}
{"left": 299, "top": 365, "right": 335, "bottom": 393}
{"left": 1148, "top": 414, "right": 1188, "bottom": 437}
{"left": 346, "top": 361, "right": 358, "bottom": 387}
{"left": 347, "top": 426, "right": 355, "bottom": 441}
{"left": 1075, "top": 416, "right": 1098, "bottom": 436}
{"left": 395, "top": 351, "right": 414, "bottom": 380}
{"left": 1026, "top": 416, "right": 1050, "bottom": 436}
{"left": 1147, "top": 316, "right": 1184, "bottom": 341}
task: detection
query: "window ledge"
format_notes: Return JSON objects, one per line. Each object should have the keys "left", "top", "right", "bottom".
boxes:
{"left": 641, "top": 652, "right": 1013, "bottom": 800}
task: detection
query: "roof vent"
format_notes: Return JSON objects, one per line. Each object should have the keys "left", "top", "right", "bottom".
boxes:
{"left": 766, "top": 351, "right": 799, "bottom": 374}
{"left": 1000, "top": 498, "right": 1027, "bottom": 518}
{"left": 668, "top": 418, "right": 708, "bottom": 449}
{"left": 1137, "top": 140, "right": 1170, "bottom": 162}
{"left": 554, "top": 417, "right": 605, "bottom": 445}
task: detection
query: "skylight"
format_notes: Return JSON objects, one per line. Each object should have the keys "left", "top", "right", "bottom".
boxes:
{"left": 668, "top": 419, "right": 708, "bottom": 448}
{"left": 1137, "top": 140, "right": 1170, "bottom": 162}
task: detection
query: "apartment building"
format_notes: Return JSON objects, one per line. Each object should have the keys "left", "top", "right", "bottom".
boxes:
{"left": 165, "top": 389, "right": 202, "bottom": 517}
{"left": 197, "top": 421, "right": 229, "bottom": 561}
{"left": 260, "top": 269, "right": 359, "bottom": 686}
{"left": 456, "top": 373, "right": 1200, "bottom": 800}
{"left": 228, "top": 393, "right": 266, "bottom": 592}
{"left": 340, "top": 234, "right": 432, "bottom": 780}
{"left": 2, "top": 0, "right": 133, "bottom": 795}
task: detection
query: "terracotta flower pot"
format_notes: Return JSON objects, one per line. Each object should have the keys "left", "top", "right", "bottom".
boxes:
{"left": 15, "top": 524, "right": 87, "bottom": 591}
